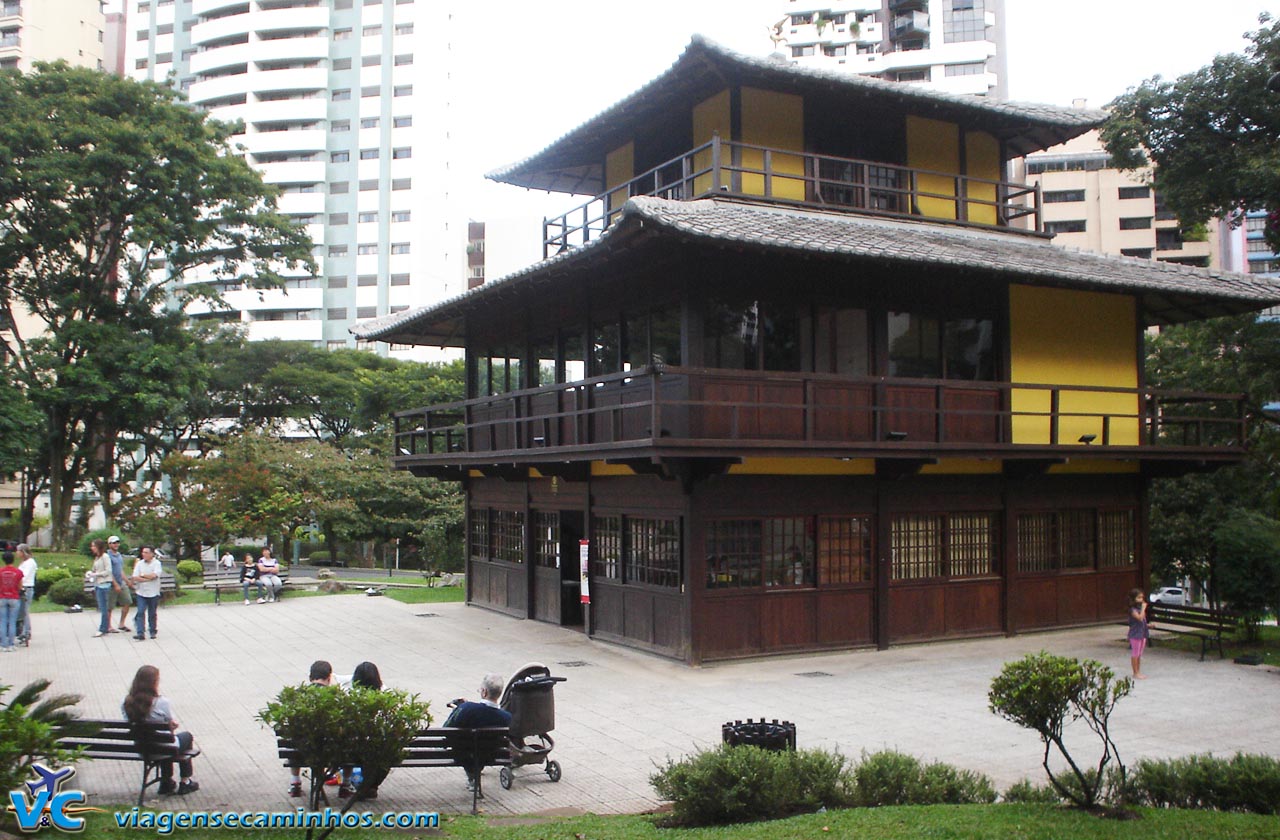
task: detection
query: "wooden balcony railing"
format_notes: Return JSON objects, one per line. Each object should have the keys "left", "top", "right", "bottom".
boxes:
{"left": 542, "top": 135, "right": 1043, "bottom": 258}
{"left": 393, "top": 367, "right": 1245, "bottom": 462}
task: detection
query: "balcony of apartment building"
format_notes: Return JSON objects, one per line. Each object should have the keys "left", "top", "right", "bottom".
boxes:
{"left": 541, "top": 134, "right": 1043, "bottom": 258}
{"left": 251, "top": 31, "right": 327, "bottom": 63}
{"left": 192, "top": 0, "right": 246, "bottom": 17}
{"left": 393, "top": 366, "right": 1245, "bottom": 475}
{"left": 253, "top": 5, "right": 328, "bottom": 37}
{"left": 191, "top": 8, "right": 252, "bottom": 46}
{"left": 246, "top": 123, "right": 325, "bottom": 155}
{"left": 188, "top": 36, "right": 251, "bottom": 76}
{"left": 0, "top": 26, "right": 19, "bottom": 49}
{"left": 251, "top": 61, "right": 327, "bottom": 95}
{"left": 247, "top": 92, "right": 326, "bottom": 124}
{"left": 0, "top": 3, "right": 20, "bottom": 21}
{"left": 890, "top": 10, "right": 929, "bottom": 39}
{"left": 188, "top": 67, "right": 250, "bottom": 105}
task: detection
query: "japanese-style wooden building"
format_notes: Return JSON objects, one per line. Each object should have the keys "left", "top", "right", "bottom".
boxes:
{"left": 356, "top": 38, "right": 1280, "bottom": 664}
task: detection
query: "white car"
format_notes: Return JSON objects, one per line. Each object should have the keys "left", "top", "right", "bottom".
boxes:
{"left": 1149, "top": 586, "right": 1187, "bottom": 605}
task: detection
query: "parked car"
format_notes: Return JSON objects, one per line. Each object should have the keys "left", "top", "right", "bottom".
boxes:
{"left": 1149, "top": 586, "right": 1188, "bottom": 605}
{"left": 0, "top": 539, "right": 18, "bottom": 553}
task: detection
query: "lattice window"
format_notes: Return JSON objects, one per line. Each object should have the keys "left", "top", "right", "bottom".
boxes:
{"left": 492, "top": 509, "right": 525, "bottom": 564}
{"left": 626, "top": 517, "right": 681, "bottom": 588}
{"left": 706, "top": 520, "right": 762, "bottom": 589}
{"left": 948, "top": 513, "right": 997, "bottom": 577}
{"left": 891, "top": 514, "right": 943, "bottom": 580}
{"left": 1017, "top": 513, "right": 1055, "bottom": 573}
{"left": 592, "top": 516, "right": 621, "bottom": 580}
{"left": 1098, "top": 510, "right": 1136, "bottom": 568}
{"left": 468, "top": 508, "right": 489, "bottom": 561}
{"left": 763, "top": 517, "right": 814, "bottom": 588}
{"left": 533, "top": 511, "right": 559, "bottom": 568}
{"left": 1060, "top": 510, "right": 1095, "bottom": 569}
{"left": 818, "top": 516, "right": 872, "bottom": 584}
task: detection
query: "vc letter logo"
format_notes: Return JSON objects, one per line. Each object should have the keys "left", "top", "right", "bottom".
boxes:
{"left": 7, "top": 764, "right": 91, "bottom": 833}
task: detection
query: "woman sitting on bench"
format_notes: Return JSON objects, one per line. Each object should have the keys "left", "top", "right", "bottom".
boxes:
{"left": 123, "top": 665, "right": 200, "bottom": 795}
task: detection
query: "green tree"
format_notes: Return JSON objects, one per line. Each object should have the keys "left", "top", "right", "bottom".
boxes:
{"left": 1213, "top": 511, "right": 1280, "bottom": 639}
{"left": 0, "top": 63, "right": 314, "bottom": 548}
{"left": 0, "top": 680, "right": 89, "bottom": 804}
{"left": 1102, "top": 13, "right": 1280, "bottom": 250}
{"left": 989, "top": 652, "right": 1132, "bottom": 809}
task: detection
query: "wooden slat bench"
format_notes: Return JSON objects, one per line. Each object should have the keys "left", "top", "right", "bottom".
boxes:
{"left": 83, "top": 572, "right": 178, "bottom": 599}
{"left": 57, "top": 719, "right": 198, "bottom": 807}
{"left": 277, "top": 726, "right": 510, "bottom": 813}
{"left": 1147, "top": 603, "right": 1239, "bottom": 661}
{"left": 201, "top": 568, "right": 292, "bottom": 605}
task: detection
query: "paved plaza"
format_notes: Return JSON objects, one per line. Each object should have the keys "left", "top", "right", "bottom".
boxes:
{"left": 5, "top": 592, "right": 1280, "bottom": 817}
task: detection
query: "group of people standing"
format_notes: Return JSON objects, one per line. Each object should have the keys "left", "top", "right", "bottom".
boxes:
{"left": 0, "top": 543, "right": 37, "bottom": 650}
{"left": 88, "top": 536, "right": 163, "bottom": 641}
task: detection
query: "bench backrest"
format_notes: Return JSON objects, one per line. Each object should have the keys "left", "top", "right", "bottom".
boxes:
{"left": 57, "top": 718, "right": 179, "bottom": 761}
{"left": 1149, "top": 603, "right": 1238, "bottom": 628}
{"left": 277, "top": 726, "right": 510, "bottom": 771}
{"left": 83, "top": 573, "right": 177, "bottom": 594}
{"left": 205, "top": 568, "right": 291, "bottom": 583}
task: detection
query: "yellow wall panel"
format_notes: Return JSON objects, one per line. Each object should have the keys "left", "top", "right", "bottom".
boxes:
{"left": 965, "top": 131, "right": 1000, "bottom": 226}
{"left": 907, "top": 115, "right": 960, "bottom": 221}
{"left": 1009, "top": 284, "right": 1140, "bottom": 446}
{"left": 918, "top": 459, "right": 1003, "bottom": 475}
{"left": 692, "top": 89, "right": 730, "bottom": 195}
{"left": 728, "top": 457, "right": 875, "bottom": 476}
{"left": 591, "top": 463, "right": 637, "bottom": 477}
{"left": 740, "top": 87, "right": 806, "bottom": 201}
{"left": 605, "top": 141, "right": 634, "bottom": 219}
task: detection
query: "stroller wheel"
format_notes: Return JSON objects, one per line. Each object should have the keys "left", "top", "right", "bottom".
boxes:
{"left": 498, "top": 767, "right": 513, "bottom": 790}
{"left": 546, "top": 760, "right": 561, "bottom": 782}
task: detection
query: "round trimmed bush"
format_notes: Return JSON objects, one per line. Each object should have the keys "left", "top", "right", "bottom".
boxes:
{"left": 308, "top": 550, "right": 333, "bottom": 566}
{"left": 176, "top": 560, "right": 203, "bottom": 583}
{"left": 77, "top": 528, "right": 129, "bottom": 557}
{"left": 34, "top": 568, "right": 71, "bottom": 600}
{"left": 48, "top": 577, "right": 87, "bottom": 607}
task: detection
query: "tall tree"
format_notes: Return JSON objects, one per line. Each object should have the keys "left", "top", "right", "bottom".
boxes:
{"left": 0, "top": 63, "right": 314, "bottom": 547}
{"left": 1102, "top": 13, "right": 1280, "bottom": 249}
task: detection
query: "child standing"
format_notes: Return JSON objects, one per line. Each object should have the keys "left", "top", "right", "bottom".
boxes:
{"left": 1127, "top": 588, "right": 1149, "bottom": 679}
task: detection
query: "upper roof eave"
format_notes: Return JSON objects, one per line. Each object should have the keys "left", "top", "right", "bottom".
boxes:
{"left": 486, "top": 35, "right": 1107, "bottom": 195}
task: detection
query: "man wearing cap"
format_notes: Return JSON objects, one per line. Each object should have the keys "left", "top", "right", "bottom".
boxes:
{"left": 106, "top": 536, "right": 134, "bottom": 634}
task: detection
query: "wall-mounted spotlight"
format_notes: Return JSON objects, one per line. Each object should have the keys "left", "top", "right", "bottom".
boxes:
{"left": 885, "top": 430, "right": 909, "bottom": 442}
{"left": 1078, "top": 434, "right": 1097, "bottom": 445}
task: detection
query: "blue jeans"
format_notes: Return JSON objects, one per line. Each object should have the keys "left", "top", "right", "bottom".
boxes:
{"left": 0, "top": 598, "right": 17, "bottom": 647}
{"left": 135, "top": 594, "right": 159, "bottom": 638}
{"left": 17, "top": 587, "right": 32, "bottom": 641}
{"left": 242, "top": 581, "right": 261, "bottom": 601}
{"left": 95, "top": 586, "right": 112, "bottom": 632}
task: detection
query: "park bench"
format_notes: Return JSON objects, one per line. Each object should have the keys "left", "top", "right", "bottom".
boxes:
{"left": 57, "top": 719, "right": 200, "bottom": 807}
{"left": 277, "top": 726, "right": 510, "bottom": 813}
{"left": 201, "top": 567, "right": 292, "bottom": 604}
{"left": 82, "top": 572, "right": 178, "bottom": 599}
{"left": 1147, "top": 603, "right": 1239, "bottom": 661}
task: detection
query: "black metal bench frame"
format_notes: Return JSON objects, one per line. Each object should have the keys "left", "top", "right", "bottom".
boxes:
{"left": 202, "top": 568, "right": 292, "bottom": 605}
{"left": 58, "top": 719, "right": 196, "bottom": 807}
{"left": 277, "top": 726, "right": 510, "bottom": 814}
{"left": 1147, "top": 603, "right": 1239, "bottom": 661}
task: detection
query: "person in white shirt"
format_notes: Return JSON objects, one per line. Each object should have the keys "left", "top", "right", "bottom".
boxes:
{"left": 256, "top": 547, "right": 283, "bottom": 603}
{"left": 129, "top": 546, "right": 164, "bottom": 641}
{"left": 15, "top": 543, "right": 35, "bottom": 646}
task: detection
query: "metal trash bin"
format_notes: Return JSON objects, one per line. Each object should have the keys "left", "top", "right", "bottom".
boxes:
{"left": 721, "top": 718, "right": 797, "bottom": 751}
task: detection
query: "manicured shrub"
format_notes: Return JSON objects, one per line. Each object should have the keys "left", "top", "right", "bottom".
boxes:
{"left": 1003, "top": 777, "right": 1065, "bottom": 804}
{"left": 34, "top": 568, "right": 70, "bottom": 600}
{"left": 650, "top": 744, "right": 853, "bottom": 826}
{"left": 852, "top": 750, "right": 995, "bottom": 806}
{"left": 308, "top": 550, "right": 333, "bottom": 566}
{"left": 77, "top": 527, "right": 129, "bottom": 557}
{"left": 1130, "top": 753, "right": 1280, "bottom": 815}
{"left": 47, "top": 577, "right": 86, "bottom": 607}
{"left": 175, "top": 560, "right": 203, "bottom": 583}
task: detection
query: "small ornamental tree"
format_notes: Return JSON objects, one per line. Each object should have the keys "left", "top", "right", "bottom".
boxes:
{"left": 1213, "top": 511, "right": 1280, "bottom": 641}
{"left": 988, "top": 652, "right": 1132, "bottom": 809}
{"left": 259, "top": 685, "right": 430, "bottom": 840}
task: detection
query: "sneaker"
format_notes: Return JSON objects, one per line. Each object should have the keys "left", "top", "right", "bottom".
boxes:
{"left": 92, "top": 631, "right": 105, "bottom": 638}
{"left": 244, "top": 599, "right": 251, "bottom": 605}
{"left": 257, "top": 598, "right": 266, "bottom": 604}
{"left": 288, "top": 782, "right": 303, "bottom": 798}
{"left": 150, "top": 634, "right": 157, "bottom": 640}
{"left": 157, "top": 779, "right": 177, "bottom": 796}
{"left": 177, "top": 780, "right": 199, "bottom": 795}
{"left": 134, "top": 635, "right": 145, "bottom": 641}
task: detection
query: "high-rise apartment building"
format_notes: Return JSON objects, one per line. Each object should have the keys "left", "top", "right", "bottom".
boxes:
{"left": 125, "top": 0, "right": 457, "bottom": 355}
{"left": 1022, "top": 130, "right": 1223, "bottom": 269}
{"left": 0, "top": 0, "right": 106, "bottom": 72}
{"left": 772, "top": 0, "right": 1006, "bottom": 97}
{"left": 1244, "top": 211, "right": 1279, "bottom": 277}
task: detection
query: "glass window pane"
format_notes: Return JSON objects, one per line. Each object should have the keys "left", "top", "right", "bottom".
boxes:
{"left": 624, "top": 312, "right": 647, "bottom": 371}
{"left": 818, "top": 516, "right": 872, "bottom": 584}
{"left": 563, "top": 331, "right": 586, "bottom": 383}
{"left": 944, "top": 319, "right": 995, "bottom": 380}
{"left": 763, "top": 517, "right": 814, "bottom": 587}
{"left": 592, "top": 321, "right": 620, "bottom": 376}
{"left": 704, "top": 300, "right": 759, "bottom": 370}
{"left": 706, "top": 520, "right": 762, "bottom": 588}
{"left": 532, "top": 336, "right": 556, "bottom": 387}
{"left": 888, "top": 312, "right": 942, "bottom": 378}
{"left": 891, "top": 514, "right": 943, "bottom": 579}
{"left": 762, "top": 304, "right": 803, "bottom": 371}
{"left": 650, "top": 306, "right": 682, "bottom": 366}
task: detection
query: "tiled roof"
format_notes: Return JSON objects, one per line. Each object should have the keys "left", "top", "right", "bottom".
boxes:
{"left": 353, "top": 198, "right": 1280, "bottom": 344}
{"left": 488, "top": 35, "right": 1106, "bottom": 194}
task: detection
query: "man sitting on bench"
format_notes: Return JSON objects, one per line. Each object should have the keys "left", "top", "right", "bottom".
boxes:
{"left": 444, "top": 673, "right": 511, "bottom": 790}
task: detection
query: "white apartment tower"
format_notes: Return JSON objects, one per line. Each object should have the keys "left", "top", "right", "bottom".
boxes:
{"left": 125, "top": 0, "right": 457, "bottom": 354}
{"left": 773, "top": 0, "right": 1006, "bottom": 97}
{"left": 0, "top": 0, "right": 106, "bottom": 71}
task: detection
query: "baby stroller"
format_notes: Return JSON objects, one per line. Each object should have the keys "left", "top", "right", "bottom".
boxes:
{"left": 497, "top": 663, "right": 566, "bottom": 790}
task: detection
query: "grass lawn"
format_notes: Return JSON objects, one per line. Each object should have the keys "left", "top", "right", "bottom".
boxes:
{"left": 44, "top": 804, "right": 1280, "bottom": 840}
{"left": 1152, "top": 622, "right": 1280, "bottom": 667}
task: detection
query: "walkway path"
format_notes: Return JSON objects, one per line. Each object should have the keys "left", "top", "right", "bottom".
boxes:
{"left": 7, "top": 594, "right": 1279, "bottom": 816}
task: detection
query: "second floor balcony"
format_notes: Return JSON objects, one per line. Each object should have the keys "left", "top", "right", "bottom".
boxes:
{"left": 543, "top": 136, "right": 1042, "bottom": 258}
{"left": 393, "top": 367, "right": 1245, "bottom": 476}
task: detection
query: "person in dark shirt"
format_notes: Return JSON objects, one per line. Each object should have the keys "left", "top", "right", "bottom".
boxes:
{"left": 444, "top": 673, "right": 512, "bottom": 791}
